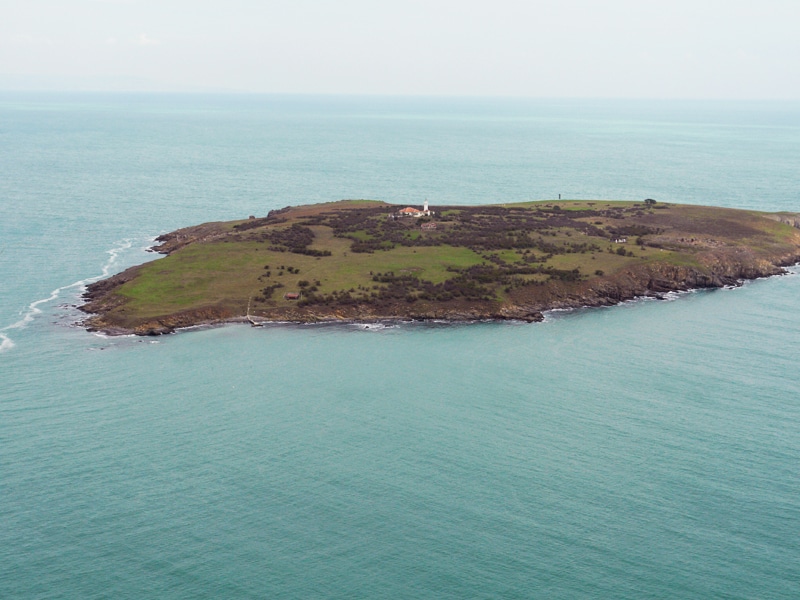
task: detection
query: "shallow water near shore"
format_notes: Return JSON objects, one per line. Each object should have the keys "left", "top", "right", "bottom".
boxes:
{"left": 2, "top": 94, "right": 800, "bottom": 598}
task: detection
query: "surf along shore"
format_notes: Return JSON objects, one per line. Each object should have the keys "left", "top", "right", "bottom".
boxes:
{"left": 80, "top": 200, "right": 800, "bottom": 336}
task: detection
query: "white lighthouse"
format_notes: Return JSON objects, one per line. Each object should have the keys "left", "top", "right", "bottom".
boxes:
{"left": 423, "top": 199, "right": 430, "bottom": 215}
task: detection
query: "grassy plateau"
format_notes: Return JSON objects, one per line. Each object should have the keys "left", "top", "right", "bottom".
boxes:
{"left": 80, "top": 200, "right": 800, "bottom": 335}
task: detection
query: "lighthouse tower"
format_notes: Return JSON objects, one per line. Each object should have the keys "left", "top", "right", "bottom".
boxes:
{"left": 423, "top": 199, "right": 429, "bottom": 215}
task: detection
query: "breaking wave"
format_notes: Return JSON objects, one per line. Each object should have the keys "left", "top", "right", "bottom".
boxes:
{"left": 0, "top": 239, "right": 135, "bottom": 353}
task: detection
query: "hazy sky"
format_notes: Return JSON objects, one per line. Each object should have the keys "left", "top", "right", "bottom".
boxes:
{"left": 1, "top": 0, "right": 799, "bottom": 97}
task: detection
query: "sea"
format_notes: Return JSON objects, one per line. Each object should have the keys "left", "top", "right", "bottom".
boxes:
{"left": 1, "top": 94, "right": 799, "bottom": 599}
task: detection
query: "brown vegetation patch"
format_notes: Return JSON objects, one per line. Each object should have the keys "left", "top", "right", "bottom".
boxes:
{"left": 79, "top": 200, "right": 800, "bottom": 335}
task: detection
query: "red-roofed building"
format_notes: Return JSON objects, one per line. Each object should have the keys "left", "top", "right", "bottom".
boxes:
{"left": 399, "top": 207, "right": 424, "bottom": 217}
{"left": 397, "top": 199, "right": 434, "bottom": 218}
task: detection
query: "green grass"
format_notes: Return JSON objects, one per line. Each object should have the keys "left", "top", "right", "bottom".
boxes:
{"left": 501, "top": 199, "right": 650, "bottom": 211}
{"left": 118, "top": 242, "right": 269, "bottom": 315}
{"left": 117, "top": 238, "right": 484, "bottom": 317}
{"left": 95, "top": 200, "right": 800, "bottom": 325}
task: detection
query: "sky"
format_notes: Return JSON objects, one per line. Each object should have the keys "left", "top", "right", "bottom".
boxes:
{"left": 1, "top": 0, "right": 799, "bottom": 98}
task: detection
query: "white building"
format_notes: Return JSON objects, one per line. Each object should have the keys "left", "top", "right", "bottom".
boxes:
{"left": 397, "top": 199, "right": 434, "bottom": 218}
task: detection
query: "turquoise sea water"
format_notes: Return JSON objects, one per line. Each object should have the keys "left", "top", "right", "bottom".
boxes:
{"left": 2, "top": 94, "right": 799, "bottom": 598}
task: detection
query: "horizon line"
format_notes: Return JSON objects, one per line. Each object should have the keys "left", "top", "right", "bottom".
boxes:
{"left": 1, "top": 89, "right": 799, "bottom": 103}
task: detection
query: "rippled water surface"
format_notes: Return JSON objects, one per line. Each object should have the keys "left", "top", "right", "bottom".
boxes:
{"left": 1, "top": 94, "right": 799, "bottom": 598}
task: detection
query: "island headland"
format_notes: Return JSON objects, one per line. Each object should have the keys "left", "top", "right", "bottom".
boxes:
{"left": 80, "top": 200, "right": 800, "bottom": 335}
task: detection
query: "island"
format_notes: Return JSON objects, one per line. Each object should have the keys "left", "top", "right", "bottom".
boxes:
{"left": 80, "top": 200, "right": 800, "bottom": 335}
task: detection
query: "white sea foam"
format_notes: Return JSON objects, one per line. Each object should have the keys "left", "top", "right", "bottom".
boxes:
{"left": 0, "top": 239, "right": 134, "bottom": 353}
{"left": 353, "top": 323, "right": 388, "bottom": 331}
{"left": 353, "top": 322, "right": 403, "bottom": 331}
{"left": 0, "top": 333, "right": 15, "bottom": 352}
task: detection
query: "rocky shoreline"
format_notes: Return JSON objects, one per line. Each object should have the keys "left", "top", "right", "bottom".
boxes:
{"left": 80, "top": 252, "right": 800, "bottom": 337}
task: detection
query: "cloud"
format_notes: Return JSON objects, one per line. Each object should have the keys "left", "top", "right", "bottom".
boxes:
{"left": 138, "top": 33, "right": 160, "bottom": 46}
